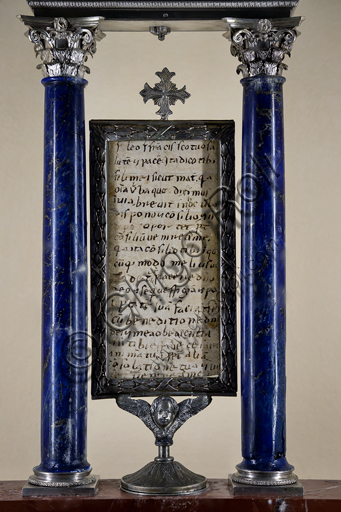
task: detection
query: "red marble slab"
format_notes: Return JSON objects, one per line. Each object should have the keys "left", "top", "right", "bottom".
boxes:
{"left": 0, "top": 479, "right": 340, "bottom": 512}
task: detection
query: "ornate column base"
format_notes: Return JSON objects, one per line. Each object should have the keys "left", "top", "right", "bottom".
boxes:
{"left": 229, "top": 464, "right": 303, "bottom": 496}
{"left": 232, "top": 467, "right": 298, "bottom": 486}
{"left": 28, "top": 467, "right": 95, "bottom": 487}
{"left": 229, "top": 467, "right": 303, "bottom": 496}
{"left": 228, "top": 474, "right": 304, "bottom": 496}
{"left": 22, "top": 469, "right": 100, "bottom": 496}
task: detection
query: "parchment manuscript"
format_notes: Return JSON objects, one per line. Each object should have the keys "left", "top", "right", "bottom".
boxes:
{"left": 107, "top": 139, "right": 220, "bottom": 379}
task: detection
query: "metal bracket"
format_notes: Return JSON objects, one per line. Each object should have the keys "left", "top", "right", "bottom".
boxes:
{"left": 149, "top": 26, "right": 171, "bottom": 40}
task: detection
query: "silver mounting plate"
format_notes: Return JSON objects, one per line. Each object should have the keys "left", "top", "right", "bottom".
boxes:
{"left": 228, "top": 474, "right": 304, "bottom": 496}
{"left": 22, "top": 475, "right": 100, "bottom": 497}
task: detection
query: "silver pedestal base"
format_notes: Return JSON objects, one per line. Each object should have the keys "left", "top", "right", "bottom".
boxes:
{"left": 228, "top": 474, "right": 304, "bottom": 496}
{"left": 231, "top": 467, "right": 298, "bottom": 486}
{"left": 121, "top": 457, "right": 208, "bottom": 495}
{"left": 22, "top": 475, "right": 100, "bottom": 496}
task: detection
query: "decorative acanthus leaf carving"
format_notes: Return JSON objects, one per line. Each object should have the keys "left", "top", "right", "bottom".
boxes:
{"left": 20, "top": 16, "right": 105, "bottom": 77}
{"left": 224, "top": 18, "right": 303, "bottom": 78}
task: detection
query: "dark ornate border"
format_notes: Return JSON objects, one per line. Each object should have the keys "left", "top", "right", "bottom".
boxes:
{"left": 90, "top": 120, "right": 236, "bottom": 397}
{"left": 28, "top": 1, "right": 298, "bottom": 7}
{"left": 27, "top": 0, "right": 299, "bottom": 20}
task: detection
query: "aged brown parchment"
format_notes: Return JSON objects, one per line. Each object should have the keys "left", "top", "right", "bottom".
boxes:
{"left": 107, "top": 139, "right": 220, "bottom": 379}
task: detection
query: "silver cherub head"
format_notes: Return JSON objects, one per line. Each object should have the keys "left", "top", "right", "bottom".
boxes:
{"left": 150, "top": 396, "right": 179, "bottom": 428}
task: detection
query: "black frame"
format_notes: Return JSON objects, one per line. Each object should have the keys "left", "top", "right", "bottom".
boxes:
{"left": 27, "top": 1, "right": 299, "bottom": 21}
{"left": 90, "top": 120, "right": 236, "bottom": 398}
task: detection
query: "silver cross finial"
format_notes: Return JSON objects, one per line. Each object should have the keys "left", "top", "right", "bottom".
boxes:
{"left": 140, "top": 68, "right": 191, "bottom": 120}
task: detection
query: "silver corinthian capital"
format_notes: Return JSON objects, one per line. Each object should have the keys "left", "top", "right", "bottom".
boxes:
{"left": 19, "top": 15, "right": 105, "bottom": 78}
{"left": 223, "top": 17, "right": 304, "bottom": 78}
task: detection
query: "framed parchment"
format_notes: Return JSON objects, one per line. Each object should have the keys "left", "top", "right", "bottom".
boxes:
{"left": 90, "top": 121, "right": 236, "bottom": 397}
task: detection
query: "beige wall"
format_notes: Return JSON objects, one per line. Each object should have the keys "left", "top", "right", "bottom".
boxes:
{"left": 0, "top": 0, "right": 340, "bottom": 481}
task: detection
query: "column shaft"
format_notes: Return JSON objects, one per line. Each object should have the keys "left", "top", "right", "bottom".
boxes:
{"left": 37, "top": 77, "right": 89, "bottom": 474}
{"left": 239, "top": 76, "right": 292, "bottom": 473}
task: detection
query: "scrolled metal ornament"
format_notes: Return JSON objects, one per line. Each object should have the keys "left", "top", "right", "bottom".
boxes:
{"left": 20, "top": 15, "right": 105, "bottom": 77}
{"left": 224, "top": 17, "right": 303, "bottom": 77}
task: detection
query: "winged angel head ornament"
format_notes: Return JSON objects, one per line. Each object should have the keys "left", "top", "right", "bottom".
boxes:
{"left": 116, "top": 394, "right": 212, "bottom": 495}
{"left": 117, "top": 395, "right": 211, "bottom": 446}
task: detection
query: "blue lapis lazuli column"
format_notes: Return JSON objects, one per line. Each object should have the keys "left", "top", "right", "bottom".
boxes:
{"left": 35, "top": 77, "right": 90, "bottom": 475}
{"left": 238, "top": 76, "right": 293, "bottom": 473}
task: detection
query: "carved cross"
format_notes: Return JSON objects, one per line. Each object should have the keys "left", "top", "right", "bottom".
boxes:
{"left": 140, "top": 68, "right": 191, "bottom": 120}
